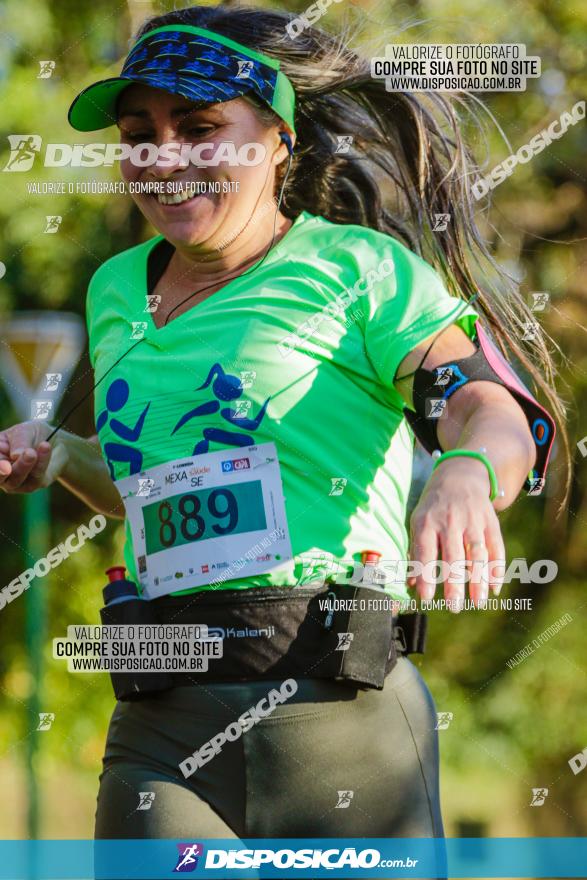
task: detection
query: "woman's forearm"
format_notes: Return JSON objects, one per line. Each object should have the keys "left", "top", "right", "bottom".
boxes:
{"left": 56, "top": 431, "right": 125, "bottom": 518}
{"left": 410, "top": 382, "right": 535, "bottom": 603}
{"left": 437, "top": 381, "right": 536, "bottom": 511}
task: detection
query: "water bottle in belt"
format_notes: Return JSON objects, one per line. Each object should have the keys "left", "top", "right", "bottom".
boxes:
{"left": 100, "top": 566, "right": 174, "bottom": 701}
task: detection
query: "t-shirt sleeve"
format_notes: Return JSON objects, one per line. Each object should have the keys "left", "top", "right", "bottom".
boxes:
{"left": 360, "top": 235, "right": 478, "bottom": 387}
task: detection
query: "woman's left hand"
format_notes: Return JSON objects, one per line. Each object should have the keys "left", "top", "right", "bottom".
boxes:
{"left": 408, "top": 456, "right": 506, "bottom": 611}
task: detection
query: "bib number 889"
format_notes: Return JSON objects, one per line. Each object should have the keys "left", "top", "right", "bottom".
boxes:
{"left": 157, "top": 488, "right": 238, "bottom": 548}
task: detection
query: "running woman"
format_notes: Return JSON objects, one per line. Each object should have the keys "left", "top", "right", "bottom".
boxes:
{"left": 0, "top": 2, "right": 562, "bottom": 867}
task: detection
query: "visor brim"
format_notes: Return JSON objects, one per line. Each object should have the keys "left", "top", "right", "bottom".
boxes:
{"left": 68, "top": 75, "right": 248, "bottom": 132}
{"left": 68, "top": 78, "right": 136, "bottom": 132}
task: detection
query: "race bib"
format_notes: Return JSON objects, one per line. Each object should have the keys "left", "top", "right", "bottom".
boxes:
{"left": 116, "top": 443, "right": 292, "bottom": 599}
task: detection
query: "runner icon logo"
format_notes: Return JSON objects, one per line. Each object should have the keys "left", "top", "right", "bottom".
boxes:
{"left": 527, "top": 476, "right": 545, "bottom": 496}
{"left": 432, "top": 213, "right": 451, "bottom": 232}
{"left": 522, "top": 322, "right": 540, "bottom": 341}
{"left": 137, "top": 791, "right": 156, "bottom": 811}
{"left": 435, "top": 712, "right": 453, "bottom": 730}
{"left": 433, "top": 366, "right": 454, "bottom": 387}
{"left": 530, "top": 292, "right": 550, "bottom": 312}
{"left": 173, "top": 843, "right": 204, "bottom": 873}
{"left": 44, "top": 373, "right": 62, "bottom": 391}
{"left": 3, "top": 135, "right": 42, "bottom": 172}
{"left": 329, "top": 477, "right": 347, "bottom": 496}
{"left": 335, "top": 135, "right": 354, "bottom": 154}
{"left": 37, "top": 713, "right": 55, "bottom": 731}
{"left": 37, "top": 61, "right": 56, "bottom": 78}
{"left": 426, "top": 399, "right": 447, "bottom": 419}
{"left": 236, "top": 60, "right": 254, "bottom": 79}
{"left": 530, "top": 788, "right": 548, "bottom": 806}
{"left": 44, "top": 215, "right": 62, "bottom": 233}
{"left": 336, "top": 632, "right": 354, "bottom": 651}
{"left": 144, "top": 294, "right": 161, "bottom": 313}
{"left": 131, "top": 322, "right": 148, "bottom": 339}
{"left": 335, "top": 790, "right": 354, "bottom": 809}
{"left": 31, "top": 400, "right": 53, "bottom": 420}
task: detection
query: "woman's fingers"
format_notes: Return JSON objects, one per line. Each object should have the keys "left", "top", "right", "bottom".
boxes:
{"left": 464, "top": 533, "right": 490, "bottom": 607}
{"left": 485, "top": 515, "right": 506, "bottom": 595}
{"left": 0, "top": 424, "right": 54, "bottom": 492}
{"left": 1, "top": 448, "right": 39, "bottom": 491}
{"left": 29, "top": 441, "right": 53, "bottom": 483}
{"left": 409, "top": 515, "right": 440, "bottom": 600}
{"left": 440, "top": 530, "right": 466, "bottom": 612}
{"left": 8, "top": 422, "right": 42, "bottom": 459}
{"left": 0, "top": 432, "right": 12, "bottom": 479}
{"left": 409, "top": 491, "right": 508, "bottom": 611}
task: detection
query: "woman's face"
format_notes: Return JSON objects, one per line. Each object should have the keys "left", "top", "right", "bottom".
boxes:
{"left": 117, "top": 84, "right": 289, "bottom": 250}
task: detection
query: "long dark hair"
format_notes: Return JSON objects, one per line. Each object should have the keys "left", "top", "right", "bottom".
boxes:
{"left": 136, "top": 4, "right": 570, "bottom": 499}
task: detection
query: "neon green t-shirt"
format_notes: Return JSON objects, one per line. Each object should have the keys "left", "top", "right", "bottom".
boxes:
{"left": 87, "top": 210, "right": 477, "bottom": 600}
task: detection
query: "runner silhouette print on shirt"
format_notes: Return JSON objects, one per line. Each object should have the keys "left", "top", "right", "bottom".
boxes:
{"left": 96, "top": 378, "right": 151, "bottom": 478}
{"left": 171, "top": 363, "right": 270, "bottom": 455}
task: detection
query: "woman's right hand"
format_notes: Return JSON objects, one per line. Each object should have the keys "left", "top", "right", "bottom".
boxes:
{"left": 0, "top": 421, "right": 68, "bottom": 493}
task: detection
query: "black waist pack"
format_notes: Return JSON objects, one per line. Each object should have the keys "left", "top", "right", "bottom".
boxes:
{"left": 152, "top": 583, "right": 427, "bottom": 692}
{"left": 101, "top": 583, "right": 427, "bottom": 700}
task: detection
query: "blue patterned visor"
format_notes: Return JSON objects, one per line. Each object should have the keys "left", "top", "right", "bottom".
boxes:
{"left": 68, "top": 25, "right": 296, "bottom": 134}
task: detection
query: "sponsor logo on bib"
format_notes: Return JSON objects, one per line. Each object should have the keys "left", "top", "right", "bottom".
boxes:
{"left": 221, "top": 456, "right": 250, "bottom": 472}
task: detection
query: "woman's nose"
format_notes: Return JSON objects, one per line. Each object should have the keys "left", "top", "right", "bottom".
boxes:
{"left": 145, "top": 134, "right": 191, "bottom": 178}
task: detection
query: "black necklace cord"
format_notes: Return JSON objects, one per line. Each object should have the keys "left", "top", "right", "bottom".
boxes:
{"left": 163, "top": 150, "right": 293, "bottom": 326}
{"left": 45, "top": 338, "right": 146, "bottom": 443}
{"left": 45, "top": 151, "right": 294, "bottom": 444}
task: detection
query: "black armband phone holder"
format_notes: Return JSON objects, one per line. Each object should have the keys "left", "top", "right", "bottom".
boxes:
{"left": 404, "top": 320, "right": 555, "bottom": 493}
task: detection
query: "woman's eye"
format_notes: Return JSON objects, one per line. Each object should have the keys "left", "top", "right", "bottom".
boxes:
{"left": 123, "top": 132, "right": 151, "bottom": 142}
{"left": 186, "top": 126, "right": 215, "bottom": 137}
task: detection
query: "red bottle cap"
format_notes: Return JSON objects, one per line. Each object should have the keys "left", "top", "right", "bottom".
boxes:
{"left": 106, "top": 566, "right": 127, "bottom": 583}
{"left": 361, "top": 550, "right": 382, "bottom": 565}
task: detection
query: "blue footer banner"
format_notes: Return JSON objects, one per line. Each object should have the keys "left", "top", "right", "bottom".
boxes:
{"left": 0, "top": 837, "right": 586, "bottom": 879}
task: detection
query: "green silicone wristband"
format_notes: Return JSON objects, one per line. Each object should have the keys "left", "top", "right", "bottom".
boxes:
{"left": 432, "top": 449, "right": 500, "bottom": 501}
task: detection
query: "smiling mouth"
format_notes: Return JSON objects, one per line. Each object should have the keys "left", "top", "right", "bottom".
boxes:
{"left": 155, "top": 189, "right": 202, "bottom": 206}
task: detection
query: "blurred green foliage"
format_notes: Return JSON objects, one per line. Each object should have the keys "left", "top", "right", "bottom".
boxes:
{"left": 0, "top": 0, "right": 586, "bottom": 839}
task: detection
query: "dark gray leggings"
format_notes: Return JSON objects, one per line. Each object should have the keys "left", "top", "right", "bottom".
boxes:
{"left": 95, "top": 658, "right": 444, "bottom": 873}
